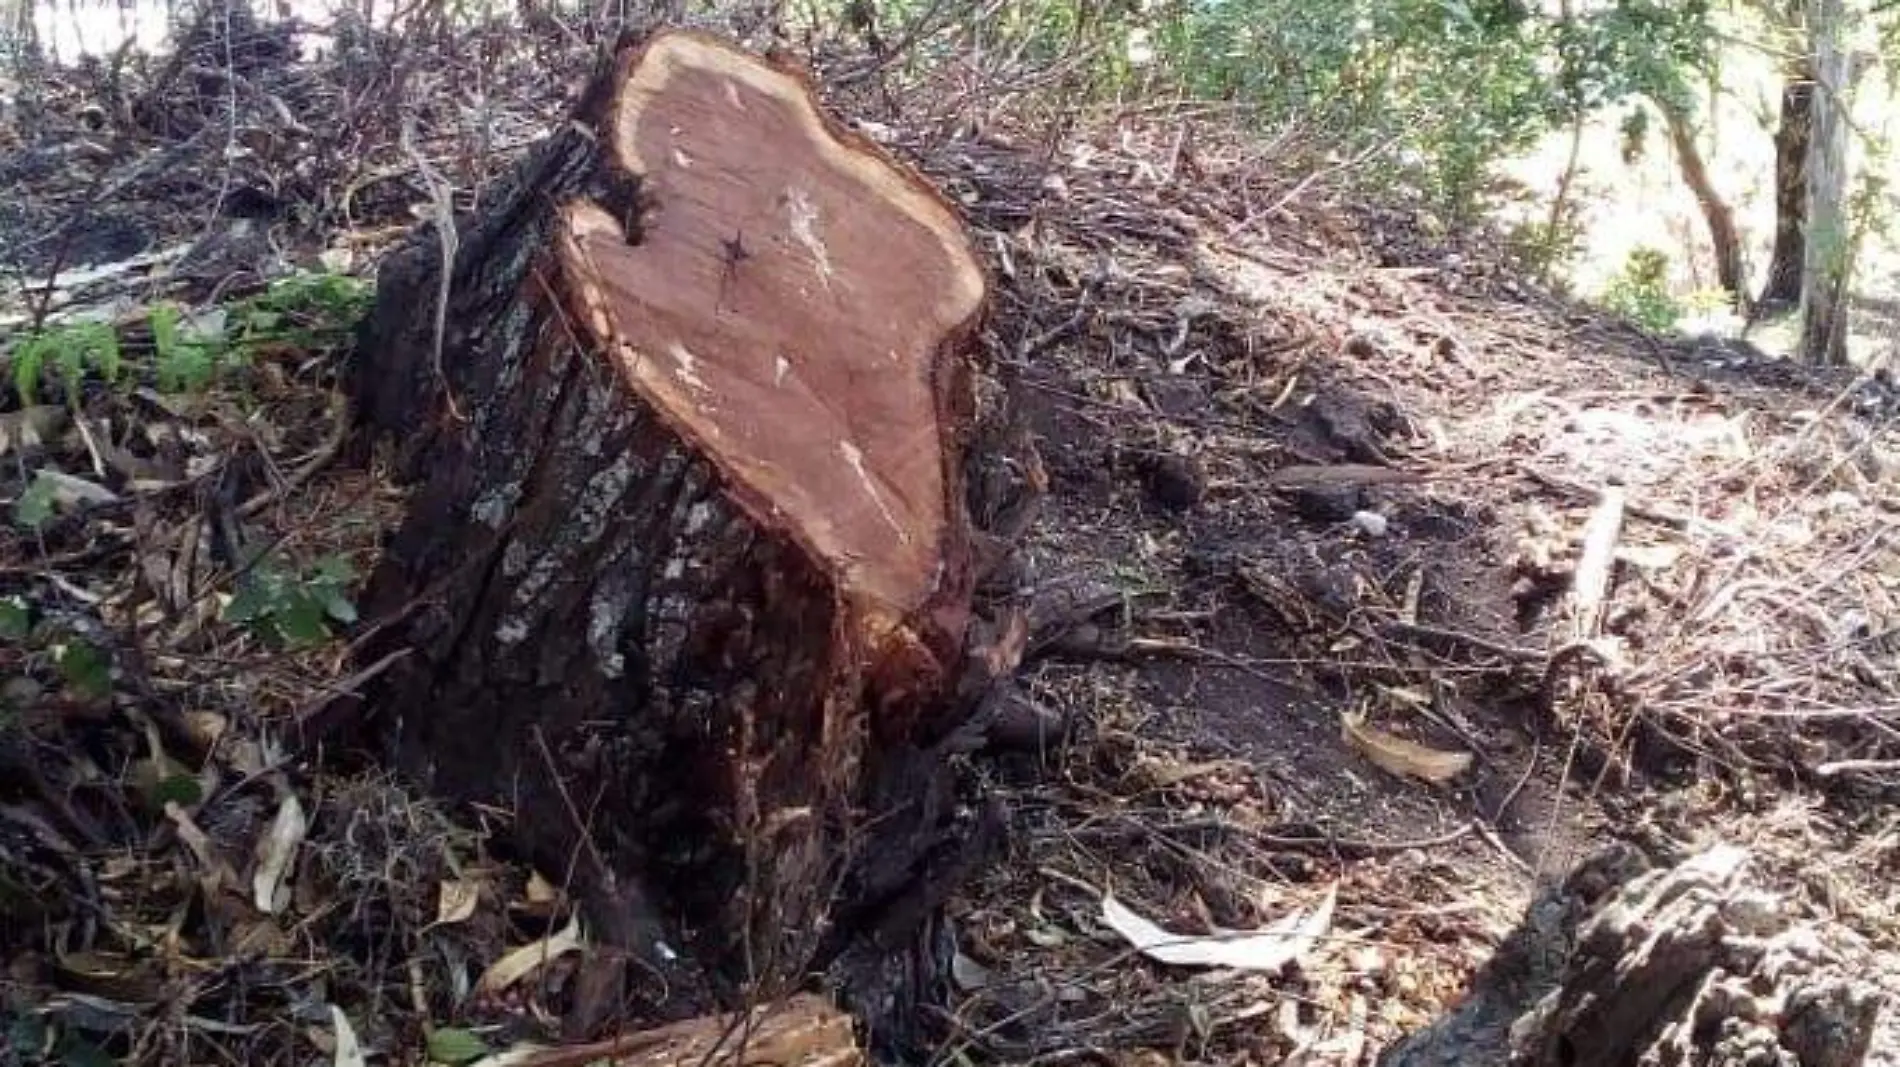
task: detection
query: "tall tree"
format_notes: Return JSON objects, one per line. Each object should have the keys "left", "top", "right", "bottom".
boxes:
{"left": 1799, "top": 0, "right": 1857, "bottom": 363}
{"left": 1655, "top": 91, "right": 1750, "bottom": 310}
{"left": 1760, "top": 71, "right": 1815, "bottom": 308}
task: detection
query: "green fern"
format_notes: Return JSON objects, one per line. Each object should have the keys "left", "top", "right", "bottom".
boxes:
{"left": 149, "top": 303, "right": 226, "bottom": 393}
{"left": 10, "top": 321, "right": 121, "bottom": 405}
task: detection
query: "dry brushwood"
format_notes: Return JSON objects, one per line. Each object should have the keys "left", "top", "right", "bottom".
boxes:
{"left": 1380, "top": 843, "right": 1886, "bottom": 1066}
{"left": 346, "top": 28, "right": 1022, "bottom": 1047}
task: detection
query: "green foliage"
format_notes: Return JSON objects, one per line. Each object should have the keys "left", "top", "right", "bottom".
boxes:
{"left": 4, "top": 269, "right": 369, "bottom": 406}
{"left": 224, "top": 553, "right": 359, "bottom": 647}
{"left": 11, "top": 472, "right": 59, "bottom": 531}
{"left": 148, "top": 302, "right": 232, "bottom": 394}
{"left": 1600, "top": 246, "right": 1682, "bottom": 331}
{"left": 52, "top": 639, "right": 112, "bottom": 702}
{"left": 235, "top": 271, "right": 374, "bottom": 352}
{"left": 9, "top": 321, "right": 120, "bottom": 406}
{"left": 0, "top": 596, "right": 29, "bottom": 642}
{"left": 1141, "top": 0, "right": 1565, "bottom": 212}
{"left": 426, "top": 1027, "right": 492, "bottom": 1066}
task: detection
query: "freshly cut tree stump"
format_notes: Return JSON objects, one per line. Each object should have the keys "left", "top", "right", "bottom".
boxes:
{"left": 1380, "top": 844, "right": 1886, "bottom": 1066}
{"left": 349, "top": 29, "right": 1000, "bottom": 1038}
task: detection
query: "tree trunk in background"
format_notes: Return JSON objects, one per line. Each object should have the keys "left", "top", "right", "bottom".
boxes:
{"left": 1758, "top": 76, "right": 1813, "bottom": 310}
{"left": 1656, "top": 97, "right": 1749, "bottom": 314}
{"left": 347, "top": 29, "right": 1024, "bottom": 1050}
{"left": 1800, "top": 0, "right": 1853, "bottom": 364}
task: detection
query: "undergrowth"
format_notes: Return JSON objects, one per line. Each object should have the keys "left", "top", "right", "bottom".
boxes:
{"left": 4, "top": 270, "right": 370, "bottom": 405}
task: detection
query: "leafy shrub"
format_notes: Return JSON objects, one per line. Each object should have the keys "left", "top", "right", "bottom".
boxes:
{"left": 224, "top": 553, "right": 359, "bottom": 647}
{"left": 1600, "top": 246, "right": 1681, "bottom": 331}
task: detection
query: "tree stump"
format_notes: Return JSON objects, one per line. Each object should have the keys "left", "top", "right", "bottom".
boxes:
{"left": 348, "top": 29, "right": 1006, "bottom": 1041}
{"left": 1380, "top": 844, "right": 1887, "bottom": 1066}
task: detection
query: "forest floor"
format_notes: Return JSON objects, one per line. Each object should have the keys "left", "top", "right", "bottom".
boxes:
{"left": 4, "top": 15, "right": 1900, "bottom": 1067}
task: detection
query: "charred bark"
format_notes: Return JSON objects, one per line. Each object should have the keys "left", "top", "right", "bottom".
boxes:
{"left": 346, "top": 29, "right": 1020, "bottom": 1048}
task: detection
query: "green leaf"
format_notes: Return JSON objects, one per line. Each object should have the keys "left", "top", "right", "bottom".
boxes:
{"left": 312, "top": 555, "right": 357, "bottom": 585}
{"left": 222, "top": 575, "right": 276, "bottom": 624}
{"left": 6, "top": 1008, "right": 48, "bottom": 1057}
{"left": 13, "top": 472, "right": 60, "bottom": 530}
{"left": 426, "top": 1027, "right": 490, "bottom": 1066}
{"left": 153, "top": 774, "right": 204, "bottom": 808}
{"left": 322, "top": 591, "right": 358, "bottom": 625}
{"left": 54, "top": 1032, "right": 114, "bottom": 1067}
{"left": 273, "top": 599, "right": 331, "bottom": 646}
{"left": 54, "top": 641, "right": 111, "bottom": 701}
{"left": 0, "top": 596, "right": 30, "bottom": 641}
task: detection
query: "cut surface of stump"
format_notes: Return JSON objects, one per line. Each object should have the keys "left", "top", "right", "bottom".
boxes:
{"left": 565, "top": 31, "right": 985, "bottom": 622}
{"left": 348, "top": 29, "right": 995, "bottom": 1035}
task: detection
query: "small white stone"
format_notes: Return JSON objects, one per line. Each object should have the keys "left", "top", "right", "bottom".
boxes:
{"left": 1351, "top": 510, "right": 1389, "bottom": 537}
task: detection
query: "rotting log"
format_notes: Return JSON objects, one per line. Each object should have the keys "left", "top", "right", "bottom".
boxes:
{"left": 346, "top": 29, "right": 1025, "bottom": 1048}
{"left": 1379, "top": 844, "right": 1886, "bottom": 1066}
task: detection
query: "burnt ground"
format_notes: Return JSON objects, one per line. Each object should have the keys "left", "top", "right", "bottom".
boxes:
{"left": 4, "top": 15, "right": 1900, "bottom": 1067}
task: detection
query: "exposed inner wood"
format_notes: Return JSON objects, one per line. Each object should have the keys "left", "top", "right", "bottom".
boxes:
{"left": 558, "top": 31, "right": 985, "bottom": 624}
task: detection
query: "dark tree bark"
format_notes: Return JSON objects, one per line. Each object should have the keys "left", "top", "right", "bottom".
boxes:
{"left": 346, "top": 29, "right": 1023, "bottom": 1049}
{"left": 1378, "top": 845, "right": 1886, "bottom": 1066}
{"left": 1759, "top": 76, "right": 1814, "bottom": 310}
{"left": 1656, "top": 97, "right": 1749, "bottom": 314}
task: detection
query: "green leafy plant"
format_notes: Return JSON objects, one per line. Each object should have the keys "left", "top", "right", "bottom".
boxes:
{"left": 224, "top": 553, "right": 359, "bottom": 647}
{"left": 11, "top": 472, "right": 60, "bottom": 531}
{"left": 0, "top": 596, "right": 29, "bottom": 642}
{"left": 9, "top": 321, "right": 121, "bottom": 406}
{"left": 233, "top": 271, "right": 373, "bottom": 353}
{"left": 51, "top": 639, "right": 111, "bottom": 702}
{"left": 148, "top": 302, "right": 234, "bottom": 393}
{"left": 426, "top": 1027, "right": 491, "bottom": 1066}
{"left": 1600, "top": 246, "right": 1682, "bottom": 332}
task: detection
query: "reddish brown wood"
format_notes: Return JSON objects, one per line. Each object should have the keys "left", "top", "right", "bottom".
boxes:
{"left": 347, "top": 30, "right": 999, "bottom": 1037}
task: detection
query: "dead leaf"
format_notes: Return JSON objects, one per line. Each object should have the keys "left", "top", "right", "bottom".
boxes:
{"left": 164, "top": 801, "right": 236, "bottom": 890}
{"left": 524, "top": 871, "right": 558, "bottom": 905}
{"left": 1100, "top": 883, "right": 1337, "bottom": 972}
{"left": 1340, "top": 711, "right": 1472, "bottom": 784}
{"left": 475, "top": 913, "right": 584, "bottom": 995}
{"left": 435, "top": 879, "right": 481, "bottom": 926}
{"left": 0, "top": 405, "right": 67, "bottom": 456}
{"left": 253, "top": 794, "right": 308, "bottom": 914}
{"left": 329, "top": 1005, "right": 366, "bottom": 1067}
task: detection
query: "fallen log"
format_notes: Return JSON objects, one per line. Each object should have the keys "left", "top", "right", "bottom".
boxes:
{"left": 1380, "top": 843, "right": 1886, "bottom": 1066}
{"left": 347, "top": 28, "right": 1013, "bottom": 1046}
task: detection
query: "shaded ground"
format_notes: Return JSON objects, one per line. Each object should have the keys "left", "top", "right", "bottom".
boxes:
{"left": 3, "top": 11, "right": 1900, "bottom": 1066}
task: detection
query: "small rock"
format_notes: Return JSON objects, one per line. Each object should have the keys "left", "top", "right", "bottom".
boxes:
{"left": 1351, "top": 510, "right": 1389, "bottom": 537}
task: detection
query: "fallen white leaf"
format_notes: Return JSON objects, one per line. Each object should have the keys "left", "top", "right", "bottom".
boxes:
{"left": 329, "top": 1005, "right": 366, "bottom": 1067}
{"left": 253, "top": 794, "right": 308, "bottom": 914}
{"left": 475, "top": 913, "right": 584, "bottom": 995}
{"left": 1101, "top": 883, "right": 1337, "bottom": 972}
